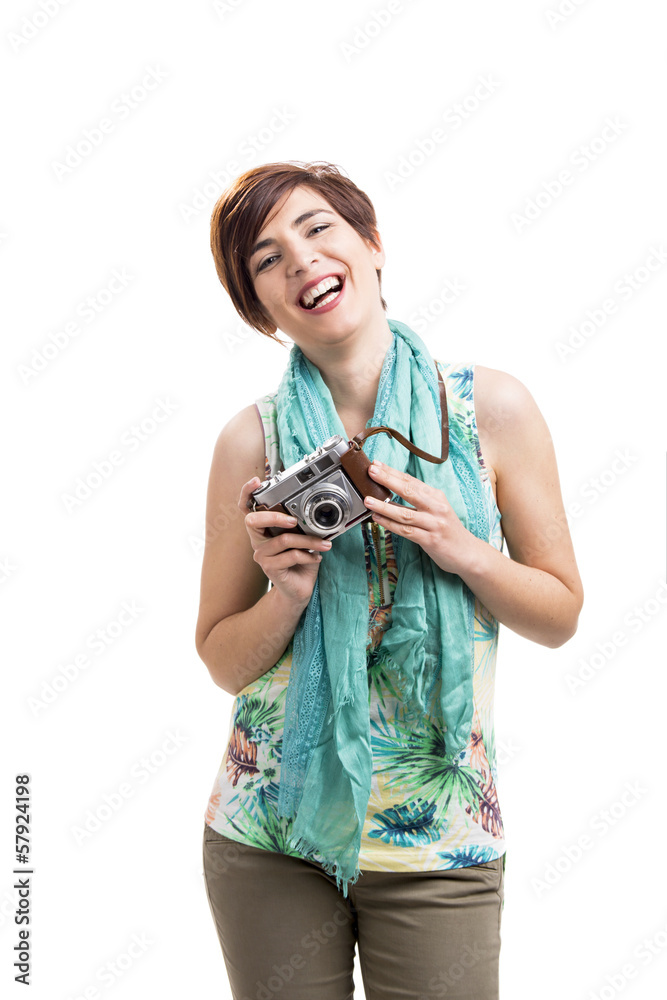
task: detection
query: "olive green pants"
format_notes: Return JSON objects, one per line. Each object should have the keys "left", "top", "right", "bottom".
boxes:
{"left": 202, "top": 823, "right": 505, "bottom": 1000}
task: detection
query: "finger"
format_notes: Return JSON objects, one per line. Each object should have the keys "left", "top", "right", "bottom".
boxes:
{"left": 246, "top": 509, "right": 299, "bottom": 532}
{"left": 367, "top": 461, "right": 413, "bottom": 500}
{"left": 364, "top": 494, "right": 419, "bottom": 521}
{"left": 255, "top": 546, "right": 323, "bottom": 570}
{"left": 369, "top": 508, "right": 426, "bottom": 539}
{"left": 368, "top": 501, "right": 423, "bottom": 527}
{"left": 245, "top": 519, "right": 301, "bottom": 549}
{"left": 239, "top": 476, "right": 263, "bottom": 509}
{"left": 257, "top": 530, "right": 332, "bottom": 554}
{"left": 368, "top": 461, "right": 431, "bottom": 510}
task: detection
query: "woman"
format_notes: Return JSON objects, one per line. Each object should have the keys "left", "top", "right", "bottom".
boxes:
{"left": 196, "top": 160, "right": 583, "bottom": 1000}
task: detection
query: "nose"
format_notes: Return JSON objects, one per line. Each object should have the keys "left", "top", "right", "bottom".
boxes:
{"left": 284, "top": 239, "right": 319, "bottom": 277}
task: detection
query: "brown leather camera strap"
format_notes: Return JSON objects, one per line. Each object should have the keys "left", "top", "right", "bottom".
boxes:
{"left": 350, "top": 362, "right": 449, "bottom": 463}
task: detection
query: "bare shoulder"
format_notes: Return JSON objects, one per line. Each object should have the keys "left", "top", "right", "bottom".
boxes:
{"left": 474, "top": 365, "right": 540, "bottom": 426}
{"left": 212, "top": 401, "right": 266, "bottom": 482}
{"left": 473, "top": 365, "right": 550, "bottom": 485}
{"left": 195, "top": 401, "right": 268, "bottom": 658}
{"left": 472, "top": 366, "right": 583, "bottom": 614}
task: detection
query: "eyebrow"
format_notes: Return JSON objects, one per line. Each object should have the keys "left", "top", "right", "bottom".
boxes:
{"left": 248, "top": 209, "right": 336, "bottom": 260}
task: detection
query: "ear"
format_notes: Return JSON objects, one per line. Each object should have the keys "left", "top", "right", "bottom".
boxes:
{"left": 369, "top": 228, "right": 386, "bottom": 270}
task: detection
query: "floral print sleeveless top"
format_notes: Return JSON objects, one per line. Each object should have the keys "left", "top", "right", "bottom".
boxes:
{"left": 204, "top": 361, "right": 506, "bottom": 871}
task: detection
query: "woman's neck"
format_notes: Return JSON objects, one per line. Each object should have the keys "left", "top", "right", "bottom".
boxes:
{"left": 299, "top": 316, "right": 394, "bottom": 418}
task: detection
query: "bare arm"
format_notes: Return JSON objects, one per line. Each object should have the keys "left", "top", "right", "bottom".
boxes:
{"left": 195, "top": 403, "right": 328, "bottom": 695}
{"left": 365, "top": 365, "right": 584, "bottom": 648}
{"left": 200, "top": 586, "right": 309, "bottom": 696}
{"left": 459, "top": 365, "right": 584, "bottom": 647}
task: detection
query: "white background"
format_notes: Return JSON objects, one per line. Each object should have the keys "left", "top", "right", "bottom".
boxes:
{"left": 2, "top": 1, "right": 666, "bottom": 998}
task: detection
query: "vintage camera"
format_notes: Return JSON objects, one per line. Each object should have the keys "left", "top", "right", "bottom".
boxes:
{"left": 246, "top": 435, "right": 395, "bottom": 540}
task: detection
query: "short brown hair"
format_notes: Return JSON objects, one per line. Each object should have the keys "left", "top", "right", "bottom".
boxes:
{"left": 209, "top": 160, "right": 387, "bottom": 344}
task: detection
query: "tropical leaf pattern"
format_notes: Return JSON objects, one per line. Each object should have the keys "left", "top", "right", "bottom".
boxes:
{"left": 204, "top": 361, "right": 507, "bottom": 872}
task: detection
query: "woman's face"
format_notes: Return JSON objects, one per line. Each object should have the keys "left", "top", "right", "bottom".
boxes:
{"left": 247, "top": 184, "right": 386, "bottom": 346}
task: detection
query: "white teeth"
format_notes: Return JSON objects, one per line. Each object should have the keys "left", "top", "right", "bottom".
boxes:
{"left": 300, "top": 275, "right": 342, "bottom": 308}
{"left": 311, "top": 290, "right": 339, "bottom": 309}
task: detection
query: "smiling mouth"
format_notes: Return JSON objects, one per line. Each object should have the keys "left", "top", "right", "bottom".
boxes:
{"left": 299, "top": 275, "right": 344, "bottom": 310}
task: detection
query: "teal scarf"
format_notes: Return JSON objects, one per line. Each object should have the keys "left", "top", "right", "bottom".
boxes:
{"left": 274, "top": 319, "right": 489, "bottom": 897}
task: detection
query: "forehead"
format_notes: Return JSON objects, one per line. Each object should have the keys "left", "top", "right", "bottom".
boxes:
{"left": 258, "top": 184, "right": 335, "bottom": 233}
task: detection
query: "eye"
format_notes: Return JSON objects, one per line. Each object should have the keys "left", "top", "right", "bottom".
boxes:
{"left": 255, "top": 224, "right": 331, "bottom": 273}
{"left": 256, "top": 254, "right": 278, "bottom": 273}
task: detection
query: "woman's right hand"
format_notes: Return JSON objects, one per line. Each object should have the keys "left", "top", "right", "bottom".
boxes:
{"left": 239, "top": 477, "right": 332, "bottom": 607}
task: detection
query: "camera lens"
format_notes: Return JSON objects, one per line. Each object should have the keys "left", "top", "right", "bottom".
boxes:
{"left": 302, "top": 485, "right": 351, "bottom": 535}
{"left": 312, "top": 498, "right": 343, "bottom": 529}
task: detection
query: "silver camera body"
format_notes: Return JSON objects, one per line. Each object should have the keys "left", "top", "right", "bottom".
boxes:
{"left": 248, "top": 435, "right": 388, "bottom": 540}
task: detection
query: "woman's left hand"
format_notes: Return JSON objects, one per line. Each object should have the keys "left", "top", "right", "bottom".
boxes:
{"left": 364, "top": 460, "right": 480, "bottom": 575}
